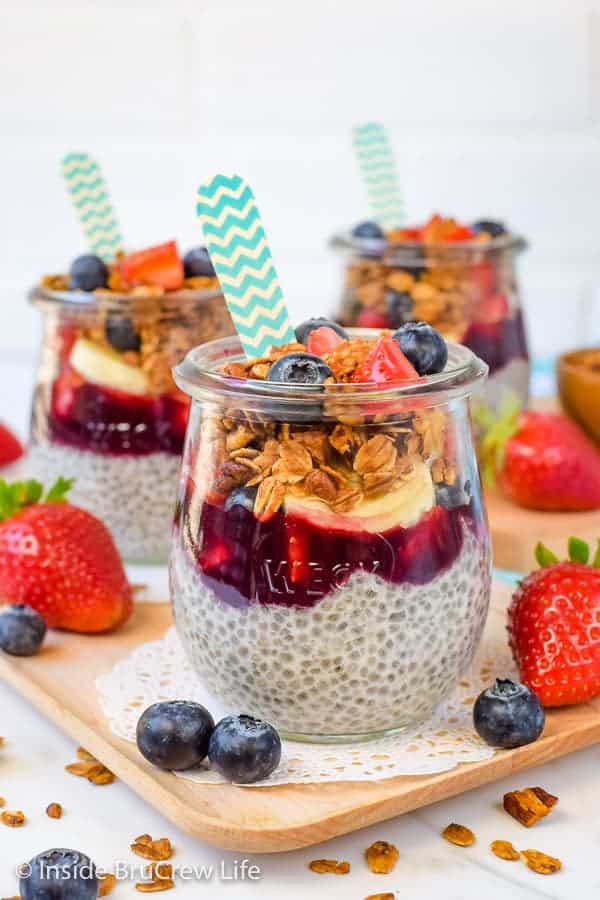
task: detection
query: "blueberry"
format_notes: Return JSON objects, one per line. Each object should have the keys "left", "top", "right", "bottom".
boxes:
{"left": 393, "top": 321, "right": 448, "bottom": 375}
{"left": 68, "top": 254, "right": 108, "bottom": 292}
{"left": 136, "top": 700, "right": 215, "bottom": 770}
{"left": 384, "top": 289, "right": 414, "bottom": 328}
{"left": 208, "top": 714, "right": 281, "bottom": 784}
{"left": 224, "top": 486, "right": 257, "bottom": 514}
{"left": 473, "top": 678, "right": 545, "bottom": 749}
{"left": 471, "top": 219, "right": 507, "bottom": 239}
{"left": 267, "top": 353, "right": 332, "bottom": 385}
{"left": 0, "top": 604, "right": 46, "bottom": 657}
{"left": 435, "top": 479, "right": 471, "bottom": 510}
{"left": 351, "top": 220, "right": 385, "bottom": 240}
{"left": 105, "top": 315, "right": 141, "bottom": 352}
{"left": 19, "top": 848, "right": 98, "bottom": 900}
{"left": 294, "top": 318, "right": 348, "bottom": 344}
{"left": 183, "top": 246, "right": 216, "bottom": 278}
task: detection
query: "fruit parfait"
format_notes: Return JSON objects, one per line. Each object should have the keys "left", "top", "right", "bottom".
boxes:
{"left": 28, "top": 242, "right": 234, "bottom": 562}
{"left": 330, "top": 215, "right": 529, "bottom": 413}
{"left": 170, "top": 318, "right": 492, "bottom": 741}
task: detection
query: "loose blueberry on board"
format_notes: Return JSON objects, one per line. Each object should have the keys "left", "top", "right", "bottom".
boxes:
{"left": 104, "top": 316, "right": 141, "bottom": 353}
{"left": 0, "top": 603, "right": 47, "bottom": 657}
{"left": 295, "top": 318, "right": 348, "bottom": 345}
{"left": 393, "top": 321, "right": 448, "bottom": 375}
{"left": 208, "top": 714, "right": 282, "bottom": 784}
{"left": 351, "top": 220, "right": 385, "bottom": 240}
{"left": 68, "top": 255, "right": 109, "bottom": 292}
{"left": 471, "top": 219, "right": 507, "bottom": 239}
{"left": 385, "top": 289, "right": 415, "bottom": 328}
{"left": 473, "top": 678, "right": 545, "bottom": 749}
{"left": 224, "top": 486, "right": 258, "bottom": 514}
{"left": 19, "top": 848, "right": 98, "bottom": 900}
{"left": 183, "top": 246, "right": 216, "bottom": 278}
{"left": 267, "top": 353, "right": 333, "bottom": 385}
{"left": 136, "top": 700, "right": 215, "bottom": 770}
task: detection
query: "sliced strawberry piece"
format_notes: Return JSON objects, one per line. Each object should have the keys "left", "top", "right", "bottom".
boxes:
{"left": 474, "top": 292, "right": 510, "bottom": 324}
{"left": 445, "top": 225, "right": 474, "bottom": 242}
{"left": 0, "top": 423, "right": 23, "bottom": 468}
{"left": 118, "top": 241, "right": 184, "bottom": 291}
{"left": 285, "top": 518, "right": 310, "bottom": 584}
{"left": 356, "top": 309, "right": 390, "bottom": 329}
{"left": 352, "top": 336, "right": 419, "bottom": 385}
{"left": 51, "top": 367, "right": 85, "bottom": 419}
{"left": 306, "top": 325, "right": 345, "bottom": 356}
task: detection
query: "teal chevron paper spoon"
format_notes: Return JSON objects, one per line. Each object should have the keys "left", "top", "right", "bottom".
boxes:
{"left": 196, "top": 174, "right": 296, "bottom": 358}
{"left": 62, "top": 152, "right": 124, "bottom": 262}
{"left": 352, "top": 122, "right": 405, "bottom": 230}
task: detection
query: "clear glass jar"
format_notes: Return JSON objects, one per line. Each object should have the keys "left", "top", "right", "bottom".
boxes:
{"left": 170, "top": 331, "right": 492, "bottom": 742}
{"left": 28, "top": 285, "right": 234, "bottom": 563}
{"left": 330, "top": 231, "right": 529, "bottom": 413}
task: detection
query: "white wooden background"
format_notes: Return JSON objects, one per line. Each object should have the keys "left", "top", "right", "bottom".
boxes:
{"left": 2, "top": 0, "right": 600, "bottom": 362}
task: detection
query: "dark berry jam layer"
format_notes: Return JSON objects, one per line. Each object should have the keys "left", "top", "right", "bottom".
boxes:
{"left": 463, "top": 309, "right": 528, "bottom": 376}
{"left": 184, "top": 501, "right": 483, "bottom": 610}
{"left": 48, "top": 372, "right": 188, "bottom": 456}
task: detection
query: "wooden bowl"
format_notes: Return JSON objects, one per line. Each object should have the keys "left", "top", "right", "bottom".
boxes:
{"left": 557, "top": 348, "right": 600, "bottom": 444}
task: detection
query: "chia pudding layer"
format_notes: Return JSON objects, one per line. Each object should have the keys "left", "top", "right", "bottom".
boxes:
{"left": 171, "top": 514, "right": 490, "bottom": 737}
{"left": 28, "top": 443, "right": 179, "bottom": 562}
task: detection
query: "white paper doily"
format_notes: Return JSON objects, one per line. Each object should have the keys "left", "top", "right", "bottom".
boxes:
{"left": 96, "top": 626, "right": 517, "bottom": 787}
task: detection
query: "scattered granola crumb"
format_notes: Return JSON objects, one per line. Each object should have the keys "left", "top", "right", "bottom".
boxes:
{"left": 490, "top": 840, "right": 520, "bottom": 861}
{"left": 99, "top": 873, "right": 117, "bottom": 897}
{"left": 0, "top": 797, "right": 4, "bottom": 808}
{"left": 364, "top": 894, "right": 395, "bottom": 900}
{"left": 1, "top": 895, "right": 20, "bottom": 900}
{"left": 1, "top": 810, "right": 25, "bottom": 827}
{"left": 131, "top": 836, "right": 173, "bottom": 862}
{"left": 365, "top": 840, "right": 399, "bottom": 874}
{"left": 46, "top": 802, "right": 63, "bottom": 819}
{"left": 520, "top": 849, "right": 562, "bottom": 875}
{"left": 135, "top": 880, "right": 175, "bottom": 893}
{"left": 308, "top": 859, "right": 351, "bottom": 875}
{"left": 442, "top": 823, "right": 475, "bottom": 847}
{"left": 503, "top": 787, "right": 558, "bottom": 827}
{"left": 65, "top": 752, "right": 116, "bottom": 786}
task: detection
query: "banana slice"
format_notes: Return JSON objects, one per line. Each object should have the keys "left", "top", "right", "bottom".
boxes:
{"left": 70, "top": 338, "right": 148, "bottom": 396}
{"left": 285, "top": 460, "right": 435, "bottom": 533}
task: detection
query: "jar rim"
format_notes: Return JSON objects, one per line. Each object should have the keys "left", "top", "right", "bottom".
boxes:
{"left": 173, "top": 329, "right": 488, "bottom": 410}
{"left": 28, "top": 283, "right": 223, "bottom": 311}
{"left": 329, "top": 228, "right": 528, "bottom": 261}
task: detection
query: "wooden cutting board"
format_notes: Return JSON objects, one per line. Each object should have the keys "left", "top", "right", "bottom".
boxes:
{"left": 486, "top": 487, "right": 600, "bottom": 573}
{"left": 2, "top": 586, "right": 600, "bottom": 852}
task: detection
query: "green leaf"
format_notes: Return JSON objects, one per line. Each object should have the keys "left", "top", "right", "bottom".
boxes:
{"left": 0, "top": 480, "right": 17, "bottom": 521}
{"left": 592, "top": 540, "right": 600, "bottom": 568}
{"left": 44, "top": 477, "right": 74, "bottom": 503}
{"left": 568, "top": 536, "right": 590, "bottom": 564}
{"left": 535, "top": 542, "right": 559, "bottom": 568}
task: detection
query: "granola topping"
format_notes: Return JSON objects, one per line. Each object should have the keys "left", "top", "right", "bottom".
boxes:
{"left": 1, "top": 810, "right": 25, "bottom": 827}
{"left": 490, "top": 840, "right": 520, "bottom": 861}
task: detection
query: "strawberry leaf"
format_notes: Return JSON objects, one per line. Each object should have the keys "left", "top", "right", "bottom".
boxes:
{"left": 535, "top": 542, "right": 559, "bottom": 568}
{"left": 568, "top": 536, "right": 590, "bottom": 564}
{"left": 476, "top": 396, "right": 522, "bottom": 488}
{"left": 0, "top": 479, "right": 44, "bottom": 520}
{"left": 44, "top": 477, "right": 74, "bottom": 503}
{"left": 593, "top": 540, "right": 600, "bottom": 568}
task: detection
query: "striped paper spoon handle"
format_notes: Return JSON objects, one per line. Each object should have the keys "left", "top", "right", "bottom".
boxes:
{"left": 352, "top": 122, "right": 405, "bottom": 230}
{"left": 196, "top": 173, "right": 296, "bottom": 359}
{"left": 62, "top": 152, "right": 124, "bottom": 261}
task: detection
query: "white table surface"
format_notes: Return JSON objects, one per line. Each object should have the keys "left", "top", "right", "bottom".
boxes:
{"left": 1, "top": 354, "right": 598, "bottom": 899}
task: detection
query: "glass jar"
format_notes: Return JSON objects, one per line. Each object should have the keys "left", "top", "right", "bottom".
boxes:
{"left": 330, "top": 231, "right": 529, "bottom": 413}
{"left": 28, "top": 285, "right": 234, "bottom": 563}
{"left": 170, "top": 331, "right": 492, "bottom": 742}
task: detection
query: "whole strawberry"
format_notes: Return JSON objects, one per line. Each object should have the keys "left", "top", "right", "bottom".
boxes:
{"left": 508, "top": 538, "right": 600, "bottom": 706}
{"left": 0, "top": 478, "right": 132, "bottom": 633}
{"left": 479, "top": 404, "right": 600, "bottom": 511}
{"left": 0, "top": 422, "right": 23, "bottom": 468}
